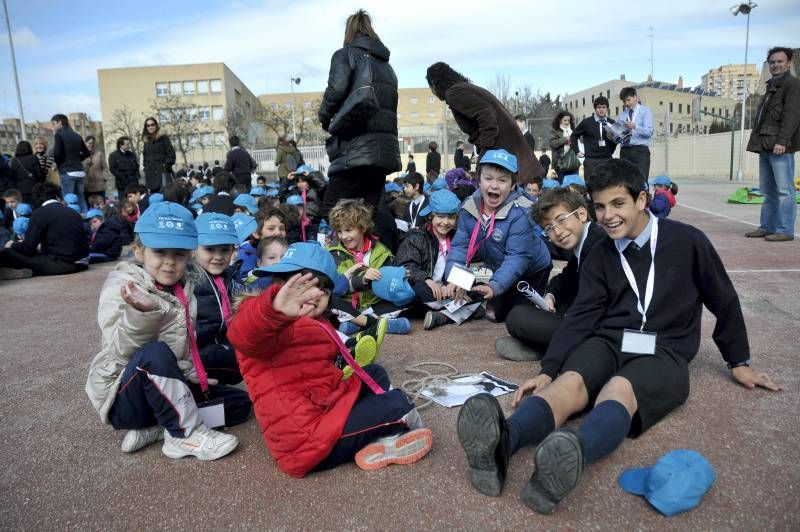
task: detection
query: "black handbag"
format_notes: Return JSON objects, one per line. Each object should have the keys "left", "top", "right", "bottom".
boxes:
{"left": 328, "top": 51, "right": 380, "bottom": 138}
{"left": 557, "top": 149, "right": 580, "bottom": 173}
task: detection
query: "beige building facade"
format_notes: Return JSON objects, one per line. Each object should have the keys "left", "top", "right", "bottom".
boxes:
{"left": 0, "top": 118, "right": 53, "bottom": 155}
{"left": 97, "top": 63, "right": 265, "bottom": 167}
{"left": 701, "top": 64, "right": 759, "bottom": 100}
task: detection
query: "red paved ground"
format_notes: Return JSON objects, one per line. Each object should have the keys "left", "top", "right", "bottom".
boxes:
{"left": 0, "top": 179, "right": 798, "bottom": 529}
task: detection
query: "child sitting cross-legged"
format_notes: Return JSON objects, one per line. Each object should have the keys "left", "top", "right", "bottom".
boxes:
{"left": 227, "top": 242, "right": 432, "bottom": 477}
{"left": 86, "top": 208, "right": 124, "bottom": 264}
{"left": 85, "top": 202, "right": 249, "bottom": 460}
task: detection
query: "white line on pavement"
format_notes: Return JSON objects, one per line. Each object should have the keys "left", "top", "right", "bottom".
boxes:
{"left": 678, "top": 203, "right": 760, "bottom": 227}
{"left": 727, "top": 269, "right": 800, "bottom": 273}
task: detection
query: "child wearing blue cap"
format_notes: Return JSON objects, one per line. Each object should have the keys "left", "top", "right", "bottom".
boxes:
{"left": 649, "top": 176, "right": 678, "bottom": 219}
{"left": 191, "top": 213, "right": 252, "bottom": 398}
{"left": 86, "top": 208, "right": 124, "bottom": 263}
{"left": 85, "top": 201, "right": 245, "bottom": 461}
{"left": 228, "top": 242, "right": 432, "bottom": 477}
{"left": 443, "top": 148, "right": 552, "bottom": 323}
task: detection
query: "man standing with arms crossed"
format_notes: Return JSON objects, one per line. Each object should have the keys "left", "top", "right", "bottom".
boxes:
{"left": 745, "top": 46, "right": 799, "bottom": 242}
{"left": 617, "top": 87, "right": 653, "bottom": 181}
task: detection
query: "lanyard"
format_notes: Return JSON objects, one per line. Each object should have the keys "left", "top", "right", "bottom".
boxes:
{"left": 316, "top": 321, "right": 385, "bottom": 395}
{"left": 617, "top": 216, "right": 658, "bottom": 331}
{"left": 410, "top": 200, "right": 423, "bottom": 227}
{"left": 466, "top": 208, "right": 495, "bottom": 266}
{"left": 438, "top": 236, "right": 451, "bottom": 258}
{"left": 212, "top": 275, "right": 233, "bottom": 325}
{"left": 174, "top": 283, "right": 209, "bottom": 394}
{"left": 350, "top": 239, "right": 372, "bottom": 309}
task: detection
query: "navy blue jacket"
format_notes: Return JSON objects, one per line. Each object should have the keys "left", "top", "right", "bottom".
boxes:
{"left": 90, "top": 218, "right": 124, "bottom": 259}
{"left": 53, "top": 127, "right": 90, "bottom": 173}
{"left": 193, "top": 262, "right": 243, "bottom": 349}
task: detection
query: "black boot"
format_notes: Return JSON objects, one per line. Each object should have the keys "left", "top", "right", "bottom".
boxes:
{"left": 456, "top": 393, "right": 510, "bottom": 496}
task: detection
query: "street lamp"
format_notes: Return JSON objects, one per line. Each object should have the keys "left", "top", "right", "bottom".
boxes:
{"left": 2, "top": 0, "right": 27, "bottom": 141}
{"left": 290, "top": 76, "right": 301, "bottom": 141}
{"left": 730, "top": 2, "right": 756, "bottom": 182}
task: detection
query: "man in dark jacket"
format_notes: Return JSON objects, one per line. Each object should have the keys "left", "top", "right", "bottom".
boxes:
{"left": 745, "top": 46, "right": 800, "bottom": 242}
{"left": 427, "top": 63, "right": 544, "bottom": 183}
{"left": 52, "top": 114, "right": 90, "bottom": 213}
{"left": 108, "top": 136, "right": 140, "bottom": 201}
{"left": 570, "top": 96, "right": 617, "bottom": 179}
{"left": 516, "top": 115, "right": 536, "bottom": 153}
{"left": 224, "top": 136, "right": 257, "bottom": 187}
{"left": 0, "top": 182, "right": 89, "bottom": 278}
{"left": 425, "top": 141, "right": 441, "bottom": 181}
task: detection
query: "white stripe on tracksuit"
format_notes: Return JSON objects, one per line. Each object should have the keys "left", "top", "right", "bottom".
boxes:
{"left": 140, "top": 367, "right": 201, "bottom": 436}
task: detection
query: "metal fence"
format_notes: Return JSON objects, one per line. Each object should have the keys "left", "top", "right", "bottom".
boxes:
{"left": 251, "top": 145, "right": 330, "bottom": 175}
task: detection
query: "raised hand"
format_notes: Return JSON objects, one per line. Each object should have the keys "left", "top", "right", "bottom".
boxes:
{"left": 273, "top": 272, "right": 325, "bottom": 318}
{"left": 121, "top": 281, "right": 155, "bottom": 312}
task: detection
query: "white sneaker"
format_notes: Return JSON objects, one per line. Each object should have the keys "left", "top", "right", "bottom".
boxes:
{"left": 161, "top": 424, "right": 238, "bottom": 461}
{"left": 121, "top": 426, "right": 164, "bottom": 453}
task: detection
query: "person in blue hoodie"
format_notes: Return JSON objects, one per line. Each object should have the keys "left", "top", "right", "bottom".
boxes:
{"left": 443, "top": 149, "right": 551, "bottom": 323}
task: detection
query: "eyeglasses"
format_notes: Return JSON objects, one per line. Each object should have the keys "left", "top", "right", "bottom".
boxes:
{"left": 542, "top": 208, "right": 580, "bottom": 236}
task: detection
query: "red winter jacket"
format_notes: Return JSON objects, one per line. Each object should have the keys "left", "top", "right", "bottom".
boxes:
{"left": 227, "top": 284, "right": 361, "bottom": 477}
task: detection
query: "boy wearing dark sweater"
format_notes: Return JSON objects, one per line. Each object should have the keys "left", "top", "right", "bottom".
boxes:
{"left": 456, "top": 158, "right": 780, "bottom": 514}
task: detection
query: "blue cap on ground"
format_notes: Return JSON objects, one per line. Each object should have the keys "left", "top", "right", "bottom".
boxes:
{"left": 68, "top": 204, "right": 82, "bottom": 213}
{"left": 542, "top": 178, "right": 559, "bottom": 189}
{"left": 266, "top": 189, "right": 279, "bottom": 198}
{"left": 295, "top": 164, "right": 315, "bottom": 175}
{"left": 561, "top": 174, "right": 585, "bottom": 188}
{"left": 619, "top": 450, "right": 716, "bottom": 517}
{"left": 385, "top": 182, "right": 402, "bottom": 193}
{"left": 480, "top": 148, "right": 518, "bottom": 173}
{"left": 134, "top": 201, "right": 198, "bottom": 250}
{"left": 651, "top": 175, "right": 672, "bottom": 187}
{"left": 12, "top": 217, "right": 29, "bottom": 236}
{"left": 149, "top": 193, "right": 164, "bottom": 204}
{"left": 286, "top": 194, "right": 303, "bottom": 206}
{"left": 231, "top": 212, "right": 258, "bottom": 244}
{"left": 253, "top": 241, "right": 338, "bottom": 285}
{"left": 64, "top": 193, "right": 80, "bottom": 204}
{"left": 371, "top": 266, "right": 415, "bottom": 306}
{"left": 250, "top": 186, "right": 266, "bottom": 197}
{"left": 233, "top": 193, "right": 258, "bottom": 214}
{"left": 432, "top": 177, "right": 447, "bottom": 191}
{"left": 195, "top": 212, "right": 239, "bottom": 246}
{"left": 85, "top": 208, "right": 105, "bottom": 220}
{"left": 15, "top": 203, "right": 32, "bottom": 216}
{"left": 420, "top": 189, "right": 461, "bottom": 217}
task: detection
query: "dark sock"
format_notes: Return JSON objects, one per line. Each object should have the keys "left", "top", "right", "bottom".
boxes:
{"left": 579, "top": 400, "right": 632, "bottom": 465}
{"left": 506, "top": 396, "right": 555, "bottom": 455}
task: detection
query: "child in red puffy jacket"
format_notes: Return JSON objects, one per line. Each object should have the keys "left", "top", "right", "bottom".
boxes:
{"left": 227, "top": 242, "right": 432, "bottom": 477}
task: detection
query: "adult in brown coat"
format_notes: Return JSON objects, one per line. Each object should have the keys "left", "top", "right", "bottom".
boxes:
{"left": 426, "top": 62, "right": 544, "bottom": 182}
{"left": 83, "top": 135, "right": 109, "bottom": 200}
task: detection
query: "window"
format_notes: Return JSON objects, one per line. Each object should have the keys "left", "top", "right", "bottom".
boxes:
{"left": 215, "top": 132, "right": 227, "bottom": 146}
{"left": 428, "top": 96, "right": 435, "bottom": 104}
{"left": 202, "top": 133, "right": 212, "bottom": 146}
{"left": 582, "top": 97, "right": 585, "bottom": 106}
{"left": 212, "top": 106, "right": 224, "bottom": 121}
{"left": 156, "top": 82, "right": 168, "bottom": 97}
{"left": 668, "top": 102, "right": 673, "bottom": 112}
{"left": 410, "top": 112, "right": 419, "bottom": 118}
{"left": 303, "top": 101, "right": 311, "bottom": 109}
{"left": 183, "top": 81, "right": 195, "bottom": 96}
{"left": 669, "top": 123, "right": 673, "bottom": 133}
{"left": 189, "top": 134, "right": 200, "bottom": 148}
{"left": 591, "top": 94, "right": 594, "bottom": 102}
{"left": 169, "top": 82, "right": 181, "bottom": 95}
{"left": 606, "top": 89, "right": 610, "bottom": 98}
{"left": 410, "top": 97, "right": 418, "bottom": 104}
{"left": 711, "top": 107, "right": 715, "bottom": 115}
{"left": 678, "top": 103, "right": 683, "bottom": 114}
{"left": 615, "top": 106, "right": 619, "bottom": 115}
{"left": 210, "top": 79, "right": 222, "bottom": 93}
{"left": 283, "top": 102, "right": 292, "bottom": 110}
{"left": 659, "top": 101, "right": 663, "bottom": 106}
{"left": 687, "top": 104, "right": 691, "bottom": 114}
{"left": 197, "top": 80, "right": 209, "bottom": 94}
{"left": 158, "top": 110, "right": 170, "bottom": 123}
{"left": 725, "top": 108, "right": 729, "bottom": 118}
{"left": 428, "top": 111, "right": 436, "bottom": 118}
{"left": 198, "top": 107, "right": 210, "bottom": 121}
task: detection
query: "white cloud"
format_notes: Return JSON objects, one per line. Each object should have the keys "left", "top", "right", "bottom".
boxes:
{"left": 0, "top": 26, "right": 40, "bottom": 49}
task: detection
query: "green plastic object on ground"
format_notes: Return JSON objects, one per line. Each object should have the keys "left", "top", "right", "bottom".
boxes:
{"left": 727, "top": 187, "right": 800, "bottom": 204}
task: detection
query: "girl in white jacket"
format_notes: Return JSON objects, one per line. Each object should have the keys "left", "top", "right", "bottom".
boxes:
{"left": 85, "top": 202, "right": 243, "bottom": 460}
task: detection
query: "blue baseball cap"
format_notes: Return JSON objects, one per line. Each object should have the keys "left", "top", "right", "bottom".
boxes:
{"left": 542, "top": 178, "right": 559, "bottom": 190}
{"left": 619, "top": 450, "right": 716, "bottom": 517}
{"left": 423, "top": 181, "right": 431, "bottom": 194}
{"left": 561, "top": 174, "right": 586, "bottom": 188}
{"left": 195, "top": 212, "right": 239, "bottom": 246}
{"left": 295, "top": 164, "right": 315, "bottom": 175}
{"left": 372, "top": 266, "right": 415, "bottom": 306}
{"left": 190, "top": 185, "right": 214, "bottom": 203}
{"left": 250, "top": 186, "right": 266, "bottom": 197}
{"left": 231, "top": 212, "right": 258, "bottom": 244}
{"left": 85, "top": 208, "right": 105, "bottom": 220}
{"left": 134, "top": 202, "right": 198, "bottom": 250}
{"left": 286, "top": 194, "right": 303, "bottom": 206}
{"left": 266, "top": 182, "right": 280, "bottom": 189}
{"left": 253, "top": 241, "right": 338, "bottom": 285}
{"left": 479, "top": 149, "right": 518, "bottom": 173}
{"left": 266, "top": 189, "right": 279, "bottom": 198}
{"left": 420, "top": 189, "right": 461, "bottom": 217}
{"left": 651, "top": 175, "right": 672, "bottom": 187}
{"left": 149, "top": 193, "right": 164, "bottom": 204}
{"left": 15, "top": 203, "right": 32, "bottom": 217}
{"left": 233, "top": 193, "right": 258, "bottom": 214}
{"left": 385, "top": 182, "right": 402, "bottom": 193}
{"left": 68, "top": 203, "right": 82, "bottom": 213}
{"left": 12, "top": 216, "right": 29, "bottom": 236}
{"left": 191, "top": 203, "right": 203, "bottom": 212}
{"left": 64, "top": 193, "right": 79, "bottom": 204}
{"left": 431, "top": 177, "right": 447, "bottom": 191}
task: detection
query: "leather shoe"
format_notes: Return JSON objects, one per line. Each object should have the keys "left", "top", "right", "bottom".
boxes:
{"left": 764, "top": 233, "right": 794, "bottom": 242}
{"left": 744, "top": 229, "right": 770, "bottom": 238}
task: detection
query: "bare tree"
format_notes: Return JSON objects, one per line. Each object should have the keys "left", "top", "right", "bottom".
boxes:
{"left": 106, "top": 105, "right": 145, "bottom": 163}
{"left": 259, "top": 97, "right": 325, "bottom": 146}
{"left": 488, "top": 73, "right": 512, "bottom": 108}
{"left": 149, "top": 95, "right": 200, "bottom": 166}
{"left": 224, "top": 104, "right": 255, "bottom": 145}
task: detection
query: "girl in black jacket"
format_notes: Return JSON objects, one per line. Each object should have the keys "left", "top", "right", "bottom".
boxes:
{"left": 10, "top": 141, "right": 44, "bottom": 204}
{"left": 141, "top": 117, "right": 175, "bottom": 193}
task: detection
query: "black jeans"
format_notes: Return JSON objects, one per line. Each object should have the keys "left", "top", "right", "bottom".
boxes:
{"left": 620, "top": 145, "right": 651, "bottom": 181}
{"left": 321, "top": 166, "right": 387, "bottom": 218}
{"left": 0, "top": 249, "right": 88, "bottom": 276}
{"left": 505, "top": 304, "right": 564, "bottom": 351}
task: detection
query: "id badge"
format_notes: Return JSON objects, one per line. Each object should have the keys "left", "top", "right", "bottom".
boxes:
{"left": 198, "top": 398, "right": 225, "bottom": 429}
{"left": 447, "top": 264, "right": 476, "bottom": 291}
{"left": 598, "top": 140, "right": 606, "bottom": 147}
{"left": 621, "top": 329, "right": 656, "bottom": 355}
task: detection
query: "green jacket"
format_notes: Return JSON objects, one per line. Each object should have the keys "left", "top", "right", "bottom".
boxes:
{"left": 327, "top": 240, "right": 393, "bottom": 311}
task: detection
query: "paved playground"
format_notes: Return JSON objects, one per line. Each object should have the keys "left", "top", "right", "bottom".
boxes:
{"left": 0, "top": 178, "right": 797, "bottom": 530}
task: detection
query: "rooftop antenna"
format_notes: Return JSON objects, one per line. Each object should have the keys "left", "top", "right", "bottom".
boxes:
{"left": 648, "top": 26, "right": 654, "bottom": 79}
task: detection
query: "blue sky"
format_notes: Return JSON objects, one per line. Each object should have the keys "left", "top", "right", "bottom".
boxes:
{"left": 0, "top": 0, "right": 797, "bottom": 122}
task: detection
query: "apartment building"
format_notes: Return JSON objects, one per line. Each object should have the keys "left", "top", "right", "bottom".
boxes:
{"left": 701, "top": 64, "right": 759, "bottom": 100}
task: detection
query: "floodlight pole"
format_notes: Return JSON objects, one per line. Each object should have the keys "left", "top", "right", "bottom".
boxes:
{"left": 733, "top": 3, "right": 756, "bottom": 182}
{"left": 2, "top": 0, "right": 26, "bottom": 140}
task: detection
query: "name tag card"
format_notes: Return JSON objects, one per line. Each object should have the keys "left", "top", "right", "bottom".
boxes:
{"left": 621, "top": 329, "right": 656, "bottom": 355}
{"left": 447, "top": 264, "right": 476, "bottom": 291}
{"left": 198, "top": 398, "right": 225, "bottom": 429}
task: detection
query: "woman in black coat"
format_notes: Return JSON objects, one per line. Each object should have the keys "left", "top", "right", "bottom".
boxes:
{"left": 108, "top": 136, "right": 140, "bottom": 199}
{"left": 10, "top": 141, "right": 44, "bottom": 204}
{"left": 318, "top": 9, "right": 401, "bottom": 218}
{"left": 141, "top": 117, "right": 175, "bottom": 193}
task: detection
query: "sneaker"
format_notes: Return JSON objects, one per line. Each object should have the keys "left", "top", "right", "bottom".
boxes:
{"left": 520, "top": 427, "right": 585, "bottom": 515}
{"left": 495, "top": 336, "right": 542, "bottom": 362}
{"left": 355, "top": 428, "right": 433, "bottom": 471}
{"left": 387, "top": 317, "right": 411, "bottom": 334}
{"left": 355, "top": 317, "right": 388, "bottom": 351}
{"left": 424, "top": 311, "right": 450, "bottom": 330}
{"left": 339, "top": 321, "right": 360, "bottom": 336}
{"left": 471, "top": 305, "right": 486, "bottom": 320}
{"left": 456, "top": 393, "right": 510, "bottom": 497}
{"left": 342, "top": 335, "right": 377, "bottom": 380}
{"left": 161, "top": 424, "right": 239, "bottom": 461}
{"left": 765, "top": 233, "right": 794, "bottom": 242}
{"left": 0, "top": 267, "right": 33, "bottom": 280}
{"left": 744, "top": 228, "right": 771, "bottom": 238}
{"left": 121, "top": 426, "right": 164, "bottom": 453}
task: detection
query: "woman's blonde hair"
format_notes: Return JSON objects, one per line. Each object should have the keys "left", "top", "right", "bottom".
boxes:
{"left": 329, "top": 198, "right": 373, "bottom": 234}
{"left": 34, "top": 136, "right": 48, "bottom": 149}
{"left": 343, "top": 9, "right": 380, "bottom": 47}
